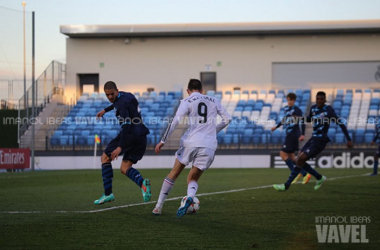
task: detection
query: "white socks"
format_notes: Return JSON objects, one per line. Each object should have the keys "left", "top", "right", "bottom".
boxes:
{"left": 156, "top": 176, "right": 175, "bottom": 208}
{"left": 156, "top": 178, "right": 199, "bottom": 208}
{"left": 187, "top": 180, "right": 198, "bottom": 199}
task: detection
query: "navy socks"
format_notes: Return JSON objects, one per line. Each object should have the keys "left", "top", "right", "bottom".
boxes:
{"left": 284, "top": 158, "right": 294, "bottom": 171}
{"left": 284, "top": 162, "right": 323, "bottom": 189}
{"left": 303, "top": 162, "right": 322, "bottom": 180}
{"left": 101, "top": 163, "right": 113, "bottom": 196}
{"left": 126, "top": 167, "right": 144, "bottom": 187}
{"left": 285, "top": 166, "right": 301, "bottom": 189}
{"left": 284, "top": 158, "right": 307, "bottom": 176}
{"left": 374, "top": 159, "right": 378, "bottom": 174}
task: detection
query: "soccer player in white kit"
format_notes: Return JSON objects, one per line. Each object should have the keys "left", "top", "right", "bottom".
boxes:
{"left": 152, "top": 79, "right": 231, "bottom": 217}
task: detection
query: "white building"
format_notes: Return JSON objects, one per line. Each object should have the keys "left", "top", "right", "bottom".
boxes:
{"left": 60, "top": 20, "right": 380, "bottom": 100}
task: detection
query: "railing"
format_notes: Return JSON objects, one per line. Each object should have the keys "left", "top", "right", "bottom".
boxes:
{"left": 0, "top": 79, "right": 17, "bottom": 110}
{"left": 0, "top": 99, "right": 18, "bottom": 110}
{"left": 18, "top": 61, "right": 66, "bottom": 141}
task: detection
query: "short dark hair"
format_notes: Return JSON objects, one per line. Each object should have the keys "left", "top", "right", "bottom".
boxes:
{"left": 316, "top": 91, "right": 326, "bottom": 97}
{"left": 286, "top": 93, "right": 297, "bottom": 100}
{"left": 187, "top": 79, "right": 202, "bottom": 91}
{"left": 104, "top": 81, "right": 117, "bottom": 90}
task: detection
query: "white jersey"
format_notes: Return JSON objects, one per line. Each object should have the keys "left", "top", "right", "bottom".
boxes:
{"left": 161, "top": 92, "right": 231, "bottom": 151}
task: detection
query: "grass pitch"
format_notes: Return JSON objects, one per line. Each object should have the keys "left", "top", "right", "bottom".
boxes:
{"left": 0, "top": 168, "right": 379, "bottom": 250}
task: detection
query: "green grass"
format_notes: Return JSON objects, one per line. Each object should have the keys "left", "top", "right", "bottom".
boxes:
{"left": 0, "top": 168, "right": 379, "bottom": 250}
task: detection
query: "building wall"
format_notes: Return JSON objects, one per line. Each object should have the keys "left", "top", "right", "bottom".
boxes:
{"left": 65, "top": 33, "right": 380, "bottom": 100}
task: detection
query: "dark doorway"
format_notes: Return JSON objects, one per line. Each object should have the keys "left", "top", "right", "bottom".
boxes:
{"left": 79, "top": 74, "right": 99, "bottom": 96}
{"left": 200, "top": 72, "right": 216, "bottom": 94}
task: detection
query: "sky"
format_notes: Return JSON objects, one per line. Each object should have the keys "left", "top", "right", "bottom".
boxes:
{"left": 0, "top": 0, "right": 379, "bottom": 98}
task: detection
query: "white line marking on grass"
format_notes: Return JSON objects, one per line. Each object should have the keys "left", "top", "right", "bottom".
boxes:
{"left": 0, "top": 173, "right": 371, "bottom": 214}
{"left": 0, "top": 175, "right": 28, "bottom": 179}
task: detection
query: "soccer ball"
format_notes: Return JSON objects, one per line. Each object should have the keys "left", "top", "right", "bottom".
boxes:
{"left": 180, "top": 196, "right": 200, "bottom": 214}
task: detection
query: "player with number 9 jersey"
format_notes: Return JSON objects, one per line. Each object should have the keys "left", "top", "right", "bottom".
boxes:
{"left": 152, "top": 79, "right": 231, "bottom": 216}
{"left": 161, "top": 87, "right": 230, "bottom": 151}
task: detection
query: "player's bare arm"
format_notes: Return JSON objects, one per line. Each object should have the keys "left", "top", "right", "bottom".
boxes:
{"left": 155, "top": 142, "right": 164, "bottom": 154}
{"left": 96, "top": 109, "right": 105, "bottom": 119}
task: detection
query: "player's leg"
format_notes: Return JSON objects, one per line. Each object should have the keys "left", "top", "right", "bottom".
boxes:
{"left": 281, "top": 135, "right": 296, "bottom": 171}
{"left": 295, "top": 139, "right": 327, "bottom": 190}
{"left": 280, "top": 150, "right": 294, "bottom": 171}
{"left": 374, "top": 154, "right": 379, "bottom": 175}
{"left": 372, "top": 154, "right": 379, "bottom": 176}
{"left": 153, "top": 147, "right": 189, "bottom": 214}
{"left": 286, "top": 152, "right": 301, "bottom": 184}
{"left": 292, "top": 135, "right": 309, "bottom": 180}
{"left": 288, "top": 152, "right": 309, "bottom": 183}
{"left": 279, "top": 152, "right": 308, "bottom": 190}
{"left": 274, "top": 138, "right": 323, "bottom": 191}
{"left": 294, "top": 152, "right": 311, "bottom": 184}
{"left": 186, "top": 147, "right": 214, "bottom": 199}
{"left": 186, "top": 166, "right": 204, "bottom": 199}
{"left": 177, "top": 148, "right": 214, "bottom": 218}
{"left": 120, "top": 159, "right": 152, "bottom": 202}
{"left": 94, "top": 153, "right": 115, "bottom": 205}
{"left": 282, "top": 135, "right": 306, "bottom": 183}
{"left": 177, "top": 168, "right": 204, "bottom": 218}
{"left": 371, "top": 149, "right": 379, "bottom": 176}
{"left": 121, "top": 135, "right": 151, "bottom": 202}
{"left": 153, "top": 158, "right": 186, "bottom": 215}
{"left": 94, "top": 136, "right": 121, "bottom": 205}
{"left": 274, "top": 139, "right": 310, "bottom": 191}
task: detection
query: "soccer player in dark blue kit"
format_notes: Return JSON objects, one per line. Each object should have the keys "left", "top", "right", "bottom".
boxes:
{"left": 93, "top": 81, "right": 151, "bottom": 205}
{"left": 274, "top": 91, "right": 353, "bottom": 191}
{"left": 370, "top": 121, "right": 380, "bottom": 176}
{"left": 271, "top": 93, "right": 311, "bottom": 184}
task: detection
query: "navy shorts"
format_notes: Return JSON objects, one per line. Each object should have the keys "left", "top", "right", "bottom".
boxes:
{"left": 300, "top": 137, "right": 329, "bottom": 159}
{"left": 104, "top": 133, "right": 147, "bottom": 164}
{"left": 376, "top": 144, "right": 380, "bottom": 157}
{"left": 281, "top": 134, "right": 299, "bottom": 153}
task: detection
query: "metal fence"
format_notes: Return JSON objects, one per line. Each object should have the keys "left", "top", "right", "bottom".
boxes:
{"left": 18, "top": 61, "right": 66, "bottom": 140}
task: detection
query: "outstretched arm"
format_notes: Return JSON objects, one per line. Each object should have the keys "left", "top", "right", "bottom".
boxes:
{"left": 104, "top": 104, "right": 114, "bottom": 112}
{"left": 330, "top": 106, "right": 352, "bottom": 149}
{"left": 271, "top": 119, "right": 283, "bottom": 132}
{"left": 96, "top": 104, "right": 114, "bottom": 118}
{"left": 303, "top": 107, "right": 313, "bottom": 123}
{"left": 295, "top": 106, "right": 305, "bottom": 140}
{"left": 216, "top": 101, "right": 232, "bottom": 133}
{"left": 338, "top": 122, "right": 353, "bottom": 148}
{"left": 156, "top": 101, "right": 189, "bottom": 153}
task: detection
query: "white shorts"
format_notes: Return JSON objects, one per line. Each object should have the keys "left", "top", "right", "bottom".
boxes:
{"left": 175, "top": 147, "right": 215, "bottom": 171}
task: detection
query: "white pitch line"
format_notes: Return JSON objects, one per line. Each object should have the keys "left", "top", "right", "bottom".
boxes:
{"left": 0, "top": 173, "right": 371, "bottom": 214}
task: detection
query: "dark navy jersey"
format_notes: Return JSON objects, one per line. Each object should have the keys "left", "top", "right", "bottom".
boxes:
{"left": 307, "top": 104, "right": 351, "bottom": 142}
{"left": 276, "top": 105, "right": 305, "bottom": 136}
{"left": 104, "top": 91, "right": 149, "bottom": 148}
